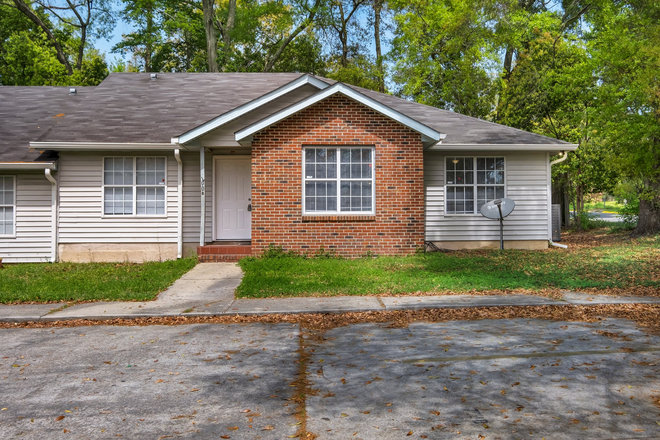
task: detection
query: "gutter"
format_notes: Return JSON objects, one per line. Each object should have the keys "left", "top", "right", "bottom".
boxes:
{"left": 174, "top": 149, "right": 183, "bottom": 259}
{"left": 29, "top": 142, "right": 187, "bottom": 151}
{"left": 0, "top": 162, "right": 57, "bottom": 170}
{"left": 548, "top": 151, "right": 569, "bottom": 249}
{"left": 44, "top": 168, "right": 58, "bottom": 262}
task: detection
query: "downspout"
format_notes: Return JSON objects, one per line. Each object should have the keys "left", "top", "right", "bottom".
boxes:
{"left": 174, "top": 149, "right": 183, "bottom": 259}
{"left": 44, "top": 168, "right": 58, "bottom": 262}
{"left": 548, "top": 151, "right": 568, "bottom": 249}
{"left": 200, "top": 147, "right": 206, "bottom": 247}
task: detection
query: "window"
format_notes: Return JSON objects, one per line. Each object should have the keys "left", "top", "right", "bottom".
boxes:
{"left": 446, "top": 157, "right": 505, "bottom": 214}
{"left": 0, "top": 176, "right": 15, "bottom": 236}
{"left": 303, "top": 147, "right": 375, "bottom": 214}
{"left": 103, "top": 157, "right": 166, "bottom": 216}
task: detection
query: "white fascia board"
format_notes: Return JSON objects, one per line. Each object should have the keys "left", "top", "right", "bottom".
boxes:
{"left": 235, "top": 83, "right": 444, "bottom": 143}
{"left": 0, "top": 162, "right": 57, "bottom": 170}
{"left": 177, "top": 74, "right": 330, "bottom": 145}
{"left": 29, "top": 142, "right": 185, "bottom": 151}
{"left": 426, "top": 143, "right": 578, "bottom": 152}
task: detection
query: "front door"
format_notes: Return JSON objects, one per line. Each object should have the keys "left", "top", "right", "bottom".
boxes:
{"left": 214, "top": 156, "right": 251, "bottom": 240}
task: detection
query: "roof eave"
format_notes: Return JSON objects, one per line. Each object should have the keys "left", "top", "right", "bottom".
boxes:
{"left": 426, "top": 143, "right": 578, "bottom": 151}
{"left": 0, "top": 161, "right": 57, "bottom": 170}
{"left": 29, "top": 142, "right": 185, "bottom": 151}
{"left": 177, "top": 74, "right": 330, "bottom": 145}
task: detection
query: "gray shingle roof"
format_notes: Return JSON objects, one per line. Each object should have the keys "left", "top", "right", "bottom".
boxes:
{"left": 38, "top": 72, "right": 306, "bottom": 144}
{"left": 0, "top": 86, "right": 89, "bottom": 162}
{"left": 1, "top": 72, "right": 568, "bottom": 163}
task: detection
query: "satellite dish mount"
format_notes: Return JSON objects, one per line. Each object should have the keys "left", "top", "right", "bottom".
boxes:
{"left": 479, "top": 198, "right": 516, "bottom": 250}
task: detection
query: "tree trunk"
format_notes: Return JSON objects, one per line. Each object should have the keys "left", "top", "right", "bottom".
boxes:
{"left": 222, "top": 0, "right": 236, "bottom": 54}
{"left": 11, "top": 0, "right": 74, "bottom": 75}
{"left": 634, "top": 180, "right": 660, "bottom": 235}
{"left": 144, "top": 4, "right": 153, "bottom": 72}
{"left": 201, "top": 0, "right": 219, "bottom": 72}
{"left": 373, "top": 0, "right": 384, "bottom": 93}
{"left": 503, "top": 46, "right": 513, "bottom": 79}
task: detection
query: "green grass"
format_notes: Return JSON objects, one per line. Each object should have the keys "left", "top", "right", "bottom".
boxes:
{"left": 236, "top": 235, "right": 660, "bottom": 298}
{"left": 0, "top": 257, "right": 197, "bottom": 303}
{"left": 584, "top": 201, "right": 626, "bottom": 213}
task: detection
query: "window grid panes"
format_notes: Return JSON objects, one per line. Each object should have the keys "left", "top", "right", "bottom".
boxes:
{"left": 446, "top": 157, "right": 505, "bottom": 214}
{"left": 304, "top": 147, "right": 374, "bottom": 214}
{"left": 0, "top": 176, "right": 15, "bottom": 235}
{"left": 103, "top": 157, "right": 166, "bottom": 216}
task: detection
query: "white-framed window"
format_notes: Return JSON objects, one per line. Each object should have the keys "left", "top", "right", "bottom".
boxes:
{"left": 103, "top": 157, "right": 167, "bottom": 216}
{"left": 445, "top": 157, "right": 505, "bottom": 214}
{"left": 0, "top": 176, "right": 15, "bottom": 236}
{"left": 303, "top": 147, "right": 375, "bottom": 214}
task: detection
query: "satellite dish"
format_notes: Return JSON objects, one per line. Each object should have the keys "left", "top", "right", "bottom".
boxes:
{"left": 479, "top": 198, "right": 516, "bottom": 250}
{"left": 480, "top": 198, "right": 515, "bottom": 219}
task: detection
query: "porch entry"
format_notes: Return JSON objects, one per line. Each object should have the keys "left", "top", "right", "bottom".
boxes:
{"left": 214, "top": 156, "right": 251, "bottom": 240}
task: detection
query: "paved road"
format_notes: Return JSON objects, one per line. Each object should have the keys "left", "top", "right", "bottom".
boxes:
{"left": 2, "top": 318, "right": 660, "bottom": 439}
{"left": 588, "top": 210, "right": 626, "bottom": 222}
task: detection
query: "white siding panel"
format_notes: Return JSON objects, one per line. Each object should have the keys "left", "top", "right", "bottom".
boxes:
{"left": 182, "top": 151, "right": 212, "bottom": 243}
{"left": 424, "top": 151, "right": 549, "bottom": 242}
{"left": 58, "top": 152, "right": 179, "bottom": 243}
{"left": 0, "top": 174, "right": 53, "bottom": 263}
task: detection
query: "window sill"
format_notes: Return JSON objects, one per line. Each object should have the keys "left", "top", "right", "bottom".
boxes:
{"left": 101, "top": 215, "right": 169, "bottom": 219}
{"left": 302, "top": 214, "right": 376, "bottom": 222}
{"left": 0, "top": 234, "right": 16, "bottom": 239}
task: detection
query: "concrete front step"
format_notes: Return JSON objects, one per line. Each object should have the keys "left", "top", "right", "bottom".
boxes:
{"left": 198, "top": 254, "right": 250, "bottom": 262}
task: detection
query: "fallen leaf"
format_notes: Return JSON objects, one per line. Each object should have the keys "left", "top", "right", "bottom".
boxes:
{"left": 406, "top": 431, "right": 413, "bottom": 436}
{"left": 227, "top": 426, "right": 239, "bottom": 431}
{"left": 262, "top": 425, "right": 274, "bottom": 431}
{"left": 430, "top": 411, "right": 440, "bottom": 416}
{"left": 55, "top": 416, "right": 65, "bottom": 421}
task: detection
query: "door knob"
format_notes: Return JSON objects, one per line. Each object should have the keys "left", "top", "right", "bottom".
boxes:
{"left": 247, "top": 204, "right": 252, "bottom": 212}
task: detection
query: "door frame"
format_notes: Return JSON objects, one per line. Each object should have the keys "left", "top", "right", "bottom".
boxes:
{"left": 212, "top": 155, "right": 252, "bottom": 241}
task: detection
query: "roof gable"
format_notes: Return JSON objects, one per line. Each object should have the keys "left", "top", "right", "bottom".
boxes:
{"left": 235, "top": 83, "right": 446, "bottom": 148}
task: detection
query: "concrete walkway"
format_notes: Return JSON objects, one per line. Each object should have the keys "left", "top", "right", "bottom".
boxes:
{"left": 1, "top": 263, "right": 659, "bottom": 323}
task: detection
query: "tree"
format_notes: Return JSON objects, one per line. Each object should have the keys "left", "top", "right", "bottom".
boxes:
{"left": 113, "top": 0, "right": 163, "bottom": 72}
{"left": 590, "top": 0, "right": 660, "bottom": 234}
{"left": 390, "top": 0, "right": 499, "bottom": 118}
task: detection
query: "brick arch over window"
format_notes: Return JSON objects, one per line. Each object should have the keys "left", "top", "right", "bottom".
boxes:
{"left": 250, "top": 94, "right": 424, "bottom": 257}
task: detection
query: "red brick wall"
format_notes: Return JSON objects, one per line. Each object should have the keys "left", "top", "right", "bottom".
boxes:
{"left": 251, "top": 94, "right": 424, "bottom": 257}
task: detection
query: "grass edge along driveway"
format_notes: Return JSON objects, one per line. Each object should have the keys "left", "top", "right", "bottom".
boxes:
{"left": 0, "top": 257, "right": 197, "bottom": 304}
{"left": 236, "top": 233, "right": 660, "bottom": 298}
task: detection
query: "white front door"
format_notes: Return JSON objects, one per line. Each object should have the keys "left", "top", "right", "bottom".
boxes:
{"left": 214, "top": 157, "right": 251, "bottom": 240}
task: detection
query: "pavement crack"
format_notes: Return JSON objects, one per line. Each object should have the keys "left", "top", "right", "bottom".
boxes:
{"left": 290, "top": 326, "right": 318, "bottom": 439}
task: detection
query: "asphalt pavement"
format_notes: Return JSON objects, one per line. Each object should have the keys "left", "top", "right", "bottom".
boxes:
{"left": 2, "top": 318, "right": 660, "bottom": 439}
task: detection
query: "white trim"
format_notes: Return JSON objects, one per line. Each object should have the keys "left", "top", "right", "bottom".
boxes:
{"left": 177, "top": 75, "right": 330, "bottom": 145}
{"left": 444, "top": 156, "right": 507, "bottom": 215}
{"left": 101, "top": 156, "right": 169, "bottom": 218}
{"left": 235, "top": 83, "right": 445, "bottom": 146}
{"left": 301, "top": 146, "right": 376, "bottom": 216}
{"left": 29, "top": 142, "right": 184, "bottom": 151}
{"left": 0, "top": 162, "right": 57, "bottom": 170}
{"left": 44, "top": 169, "right": 58, "bottom": 262}
{"left": 0, "top": 175, "right": 16, "bottom": 238}
{"left": 200, "top": 148, "right": 206, "bottom": 246}
{"left": 213, "top": 155, "right": 252, "bottom": 241}
{"left": 428, "top": 143, "right": 578, "bottom": 152}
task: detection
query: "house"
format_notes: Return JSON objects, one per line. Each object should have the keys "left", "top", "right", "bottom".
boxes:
{"left": 0, "top": 73, "right": 576, "bottom": 263}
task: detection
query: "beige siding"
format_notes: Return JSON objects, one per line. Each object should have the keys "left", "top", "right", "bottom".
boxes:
{"left": 0, "top": 173, "right": 53, "bottom": 263}
{"left": 424, "top": 151, "right": 549, "bottom": 242}
{"left": 199, "top": 84, "right": 319, "bottom": 147}
{"left": 58, "top": 152, "right": 179, "bottom": 243}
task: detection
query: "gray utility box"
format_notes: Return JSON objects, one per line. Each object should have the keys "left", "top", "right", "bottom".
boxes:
{"left": 552, "top": 204, "right": 561, "bottom": 242}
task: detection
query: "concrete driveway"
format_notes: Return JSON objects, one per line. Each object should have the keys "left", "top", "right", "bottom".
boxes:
{"left": 1, "top": 318, "right": 660, "bottom": 439}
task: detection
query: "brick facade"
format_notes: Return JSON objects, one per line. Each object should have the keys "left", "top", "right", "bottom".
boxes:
{"left": 251, "top": 95, "right": 424, "bottom": 257}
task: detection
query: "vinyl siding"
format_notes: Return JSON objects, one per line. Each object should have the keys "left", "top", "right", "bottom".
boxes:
{"left": 182, "top": 151, "right": 212, "bottom": 243}
{"left": 58, "top": 152, "right": 179, "bottom": 243}
{"left": 424, "top": 151, "right": 549, "bottom": 241}
{"left": 0, "top": 173, "right": 53, "bottom": 263}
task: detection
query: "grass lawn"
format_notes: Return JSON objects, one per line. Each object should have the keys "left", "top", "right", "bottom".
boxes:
{"left": 0, "top": 257, "right": 197, "bottom": 304}
{"left": 584, "top": 200, "right": 627, "bottom": 214}
{"left": 236, "top": 232, "right": 660, "bottom": 298}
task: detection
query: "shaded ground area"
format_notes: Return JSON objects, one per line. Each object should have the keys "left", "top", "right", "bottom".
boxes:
{"left": 237, "top": 232, "right": 660, "bottom": 298}
{"left": 305, "top": 319, "right": 660, "bottom": 439}
{"left": 0, "top": 323, "right": 300, "bottom": 439}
